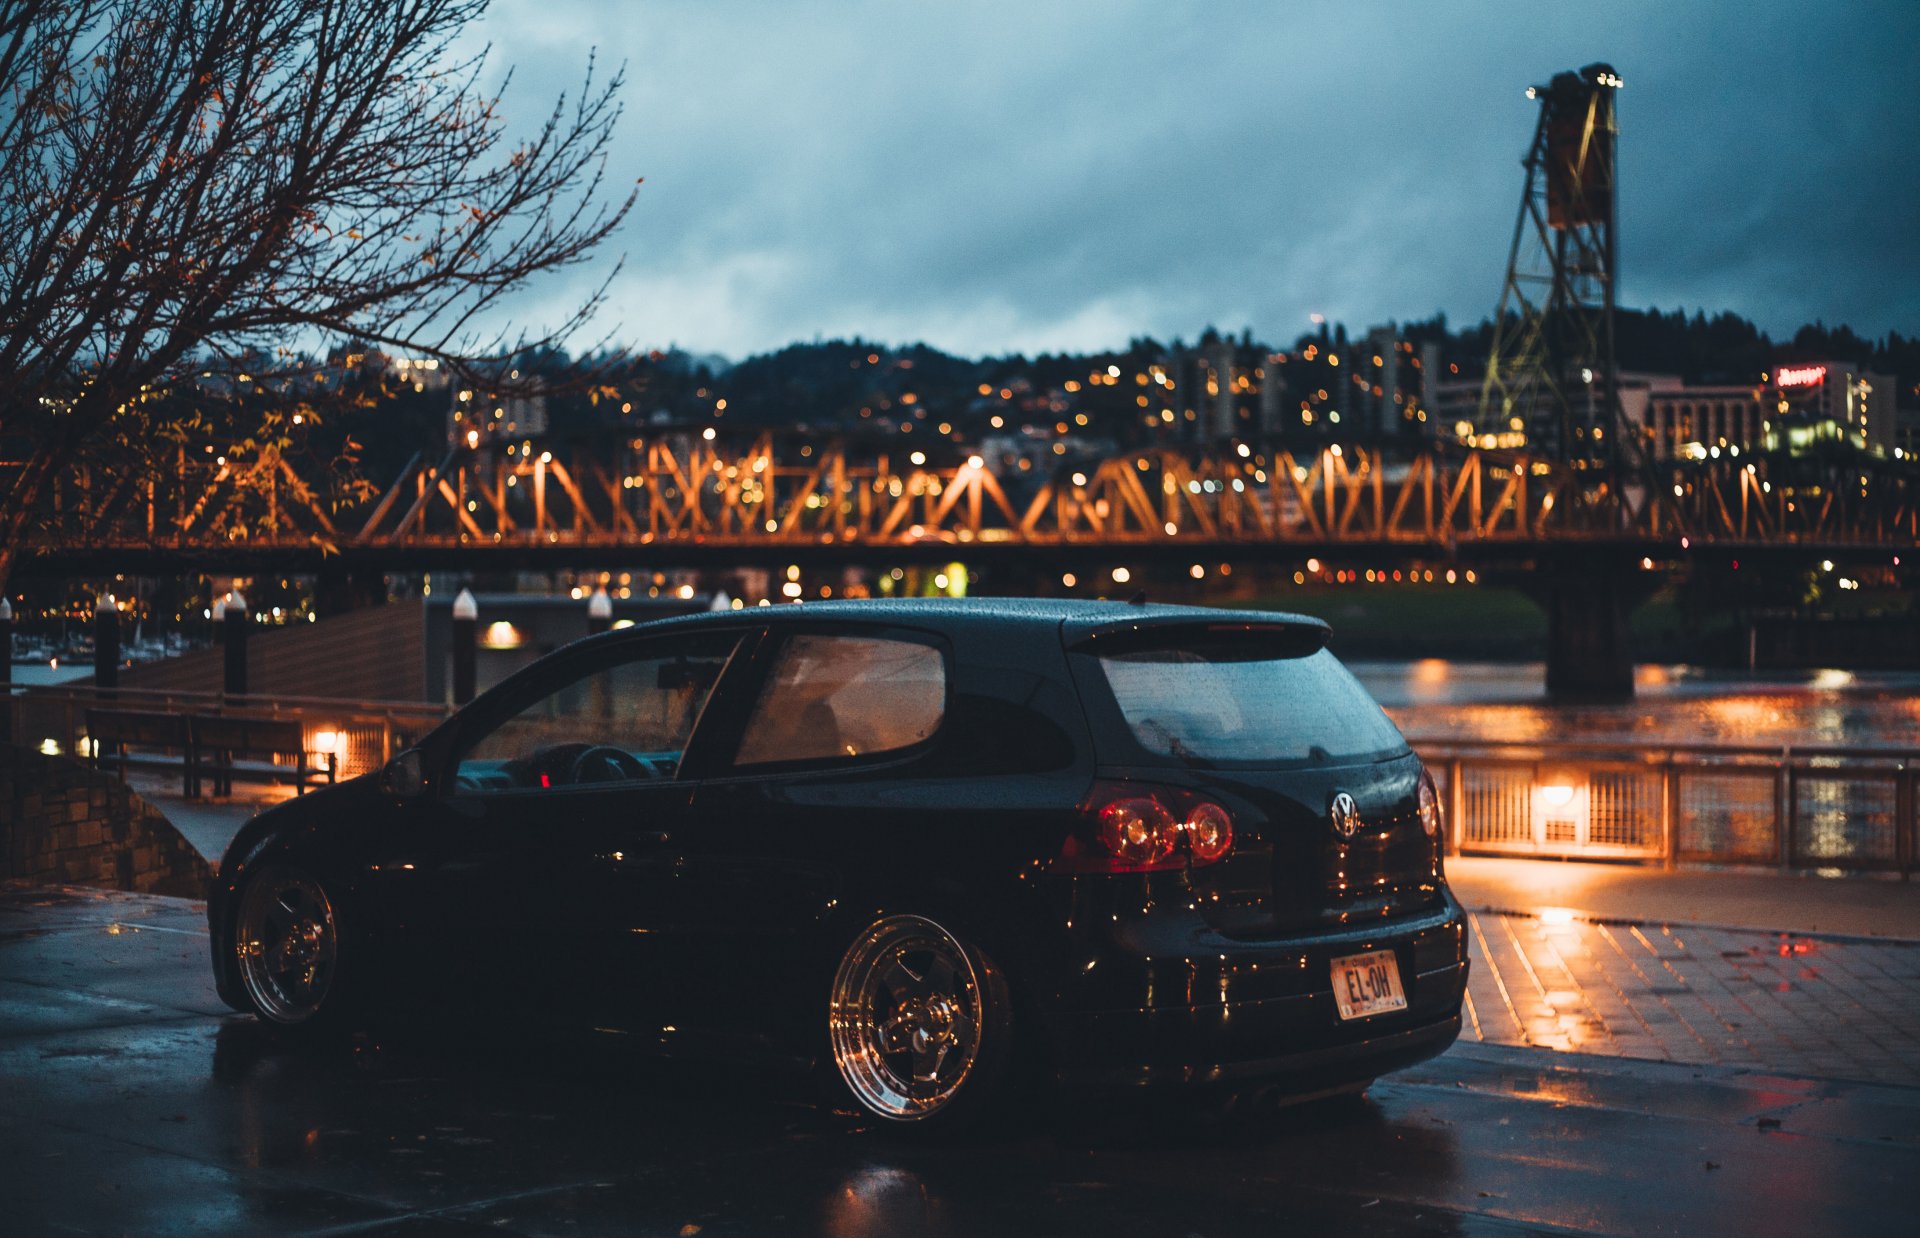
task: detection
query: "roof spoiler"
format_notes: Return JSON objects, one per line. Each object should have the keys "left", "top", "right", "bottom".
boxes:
{"left": 1066, "top": 617, "right": 1331, "bottom": 659}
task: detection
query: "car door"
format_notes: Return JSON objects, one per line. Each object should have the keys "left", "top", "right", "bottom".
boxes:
{"left": 383, "top": 626, "right": 753, "bottom": 1030}
{"left": 660, "top": 625, "right": 954, "bottom": 1052}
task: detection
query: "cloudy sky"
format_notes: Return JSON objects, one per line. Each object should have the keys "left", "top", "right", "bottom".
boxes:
{"left": 476, "top": 0, "right": 1919, "bottom": 361}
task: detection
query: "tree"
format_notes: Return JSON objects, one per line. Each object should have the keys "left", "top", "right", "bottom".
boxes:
{"left": 0, "top": 0, "right": 635, "bottom": 586}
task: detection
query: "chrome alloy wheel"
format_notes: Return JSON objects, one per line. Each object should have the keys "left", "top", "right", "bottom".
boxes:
{"left": 830, "top": 915, "right": 985, "bottom": 1121}
{"left": 235, "top": 868, "right": 339, "bottom": 1025}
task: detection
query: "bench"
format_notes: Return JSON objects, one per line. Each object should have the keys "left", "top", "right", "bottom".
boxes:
{"left": 85, "top": 709, "right": 196, "bottom": 794}
{"left": 190, "top": 714, "right": 336, "bottom": 797}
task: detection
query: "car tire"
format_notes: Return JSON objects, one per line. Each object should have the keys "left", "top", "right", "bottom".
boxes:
{"left": 231, "top": 861, "right": 354, "bottom": 1037}
{"left": 827, "top": 912, "right": 1014, "bottom": 1133}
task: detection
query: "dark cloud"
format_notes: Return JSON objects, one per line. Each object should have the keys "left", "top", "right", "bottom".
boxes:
{"left": 478, "top": 0, "right": 1920, "bottom": 359}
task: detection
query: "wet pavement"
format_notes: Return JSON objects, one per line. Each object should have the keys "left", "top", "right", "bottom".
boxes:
{"left": 4, "top": 885, "right": 1917, "bottom": 1236}
{"left": 1446, "top": 855, "right": 1920, "bottom": 942}
{"left": 121, "top": 768, "right": 275, "bottom": 864}
{"left": 1459, "top": 909, "right": 1920, "bottom": 1085}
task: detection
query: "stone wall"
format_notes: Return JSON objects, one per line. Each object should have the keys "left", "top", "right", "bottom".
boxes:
{"left": 0, "top": 745, "right": 212, "bottom": 898}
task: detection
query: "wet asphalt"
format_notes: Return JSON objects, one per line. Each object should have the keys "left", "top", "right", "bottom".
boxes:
{"left": 2, "top": 884, "right": 1916, "bottom": 1237}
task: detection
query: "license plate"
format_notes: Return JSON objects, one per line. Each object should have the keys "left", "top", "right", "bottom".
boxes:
{"left": 1331, "top": 949, "right": 1407, "bottom": 1020}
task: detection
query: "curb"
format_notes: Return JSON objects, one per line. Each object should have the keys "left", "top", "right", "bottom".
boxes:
{"left": 1462, "top": 902, "right": 1920, "bottom": 948}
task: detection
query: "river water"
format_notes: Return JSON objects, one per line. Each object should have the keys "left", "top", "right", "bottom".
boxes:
{"left": 1358, "top": 660, "right": 1920, "bottom": 750}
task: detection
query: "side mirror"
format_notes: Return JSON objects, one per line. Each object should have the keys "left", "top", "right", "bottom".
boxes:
{"left": 380, "top": 749, "right": 427, "bottom": 799}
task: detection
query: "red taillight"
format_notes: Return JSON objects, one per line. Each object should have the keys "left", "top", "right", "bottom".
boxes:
{"left": 1417, "top": 769, "right": 1441, "bottom": 837}
{"left": 1095, "top": 796, "right": 1179, "bottom": 867}
{"left": 1056, "top": 781, "right": 1235, "bottom": 873}
{"left": 1185, "top": 800, "right": 1233, "bottom": 862}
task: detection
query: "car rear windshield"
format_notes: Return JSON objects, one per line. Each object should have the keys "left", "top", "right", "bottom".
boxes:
{"left": 1096, "top": 637, "right": 1406, "bottom": 767}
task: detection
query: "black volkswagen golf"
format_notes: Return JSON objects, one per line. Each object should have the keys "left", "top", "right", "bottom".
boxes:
{"left": 209, "top": 599, "right": 1468, "bottom": 1129}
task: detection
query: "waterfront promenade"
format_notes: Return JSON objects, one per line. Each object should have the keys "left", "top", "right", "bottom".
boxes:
{"left": 3, "top": 776, "right": 1917, "bottom": 1235}
{"left": 3, "top": 866, "right": 1915, "bottom": 1236}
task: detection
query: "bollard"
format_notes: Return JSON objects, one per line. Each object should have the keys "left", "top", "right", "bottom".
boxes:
{"left": 451, "top": 588, "right": 477, "bottom": 706}
{"left": 585, "top": 587, "right": 614, "bottom": 721}
{"left": 93, "top": 593, "right": 121, "bottom": 693}
{"left": 0, "top": 595, "right": 12, "bottom": 744}
{"left": 223, "top": 589, "right": 249, "bottom": 697}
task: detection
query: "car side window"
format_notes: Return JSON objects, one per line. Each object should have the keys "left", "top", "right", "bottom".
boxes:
{"left": 452, "top": 633, "right": 740, "bottom": 794}
{"left": 733, "top": 633, "right": 945, "bottom": 767}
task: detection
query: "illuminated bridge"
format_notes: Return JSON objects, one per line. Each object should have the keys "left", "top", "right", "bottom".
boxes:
{"left": 22, "top": 430, "right": 1920, "bottom": 573}
{"left": 17, "top": 430, "right": 1917, "bottom": 697}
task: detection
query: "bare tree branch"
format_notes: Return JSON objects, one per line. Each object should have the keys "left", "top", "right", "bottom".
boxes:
{"left": 0, "top": 0, "right": 636, "bottom": 584}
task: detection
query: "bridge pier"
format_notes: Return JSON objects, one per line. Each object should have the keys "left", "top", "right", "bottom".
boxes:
{"left": 1534, "top": 553, "right": 1653, "bottom": 701}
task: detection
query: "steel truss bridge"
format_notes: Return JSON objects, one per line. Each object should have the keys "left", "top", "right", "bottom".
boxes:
{"left": 17, "top": 431, "right": 1920, "bottom": 575}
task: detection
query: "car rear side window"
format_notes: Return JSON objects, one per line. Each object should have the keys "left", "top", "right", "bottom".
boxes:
{"left": 734, "top": 634, "right": 946, "bottom": 766}
{"left": 1097, "top": 641, "right": 1405, "bottom": 767}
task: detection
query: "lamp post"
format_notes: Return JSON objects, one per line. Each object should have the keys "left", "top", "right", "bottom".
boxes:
{"left": 451, "top": 588, "right": 477, "bottom": 706}
{"left": 223, "top": 590, "right": 249, "bottom": 697}
{"left": 93, "top": 593, "right": 120, "bottom": 693}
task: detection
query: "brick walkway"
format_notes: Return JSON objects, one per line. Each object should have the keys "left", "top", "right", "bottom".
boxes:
{"left": 1462, "top": 910, "right": 1920, "bottom": 1085}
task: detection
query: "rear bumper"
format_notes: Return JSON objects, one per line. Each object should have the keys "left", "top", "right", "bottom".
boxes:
{"left": 1058, "top": 1008, "right": 1463, "bottom": 1093}
{"left": 1047, "top": 890, "right": 1470, "bottom": 1094}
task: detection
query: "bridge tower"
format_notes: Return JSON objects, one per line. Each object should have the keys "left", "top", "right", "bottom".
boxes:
{"left": 1478, "top": 63, "right": 1625, "bottom": 467}
{"left": 1481, "top": 63, "right": 1640, "bottom": 700}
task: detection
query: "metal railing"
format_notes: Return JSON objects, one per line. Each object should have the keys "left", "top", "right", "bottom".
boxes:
{"left": 1409, "top": 736, "right": 1918, "bottom": 874}
{"left": 6, "top": 688, "right": 1913, "bottom": 873}
{"left": 4, "top": 685, "right": 451, "bottom": 785}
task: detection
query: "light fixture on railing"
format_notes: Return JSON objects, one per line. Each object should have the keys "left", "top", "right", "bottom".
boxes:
{"left": 481, "top": 620, "right": 524, "bottom": 650}
{"left": 305, "top": 727, "right": 345, "bottom": 782}
{"left": 1531, "top": 770, "right": 1591, "bottom": 846}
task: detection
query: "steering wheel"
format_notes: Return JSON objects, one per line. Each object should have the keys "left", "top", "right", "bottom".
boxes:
{"left": 567, "top": 744, "right": 649, "bottom": 784}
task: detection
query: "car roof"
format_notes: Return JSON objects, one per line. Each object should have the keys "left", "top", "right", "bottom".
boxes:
{"left": 603, "top": 596, "right": 1331, "bottom": 647}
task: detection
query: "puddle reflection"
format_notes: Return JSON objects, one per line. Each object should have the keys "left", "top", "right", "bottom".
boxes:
{"left": 207, "top": 1018, "right": 1468, "bottom": 1235}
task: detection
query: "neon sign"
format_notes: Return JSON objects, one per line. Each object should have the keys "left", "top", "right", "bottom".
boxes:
{"left": 1777, "top": 364, "right": 1827, "bottom": 388}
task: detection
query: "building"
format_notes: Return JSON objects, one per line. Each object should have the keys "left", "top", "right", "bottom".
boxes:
{"left": 1363, "top": 327, "right": 1402, "bottom": 437}
{"left": 1629, "top": 363, "right": 1896, "bottom": 461}
{"left": 448, "top": 381, "right": 549, "bottom": 446}
{"left": 1426, "top": 372, "right": 1489, "bottom": 444}
{"left": 1627, "top": 374, "right": 1765, "bottom": 461}
{"left": 1150, "top": 339, "right": 1285, "bottom": 444}
{"left": 1896, "top": 400, "right": 1920, "bottom": 459}
{"left": 1436, "top": 361, "right": 1895, "bottom": 462}
{"left": 1764, "top": 361, "right": 1893, "bottom": 455}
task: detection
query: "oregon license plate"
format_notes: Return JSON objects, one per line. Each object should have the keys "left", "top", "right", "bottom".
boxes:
{"left": 1331, "top": 949, "right": 1407, "bottom": 1020}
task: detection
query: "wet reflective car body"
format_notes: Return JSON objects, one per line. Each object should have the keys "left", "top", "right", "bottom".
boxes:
{"left": 209, "top": 598, "right": 1468, "bottom": 1124}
